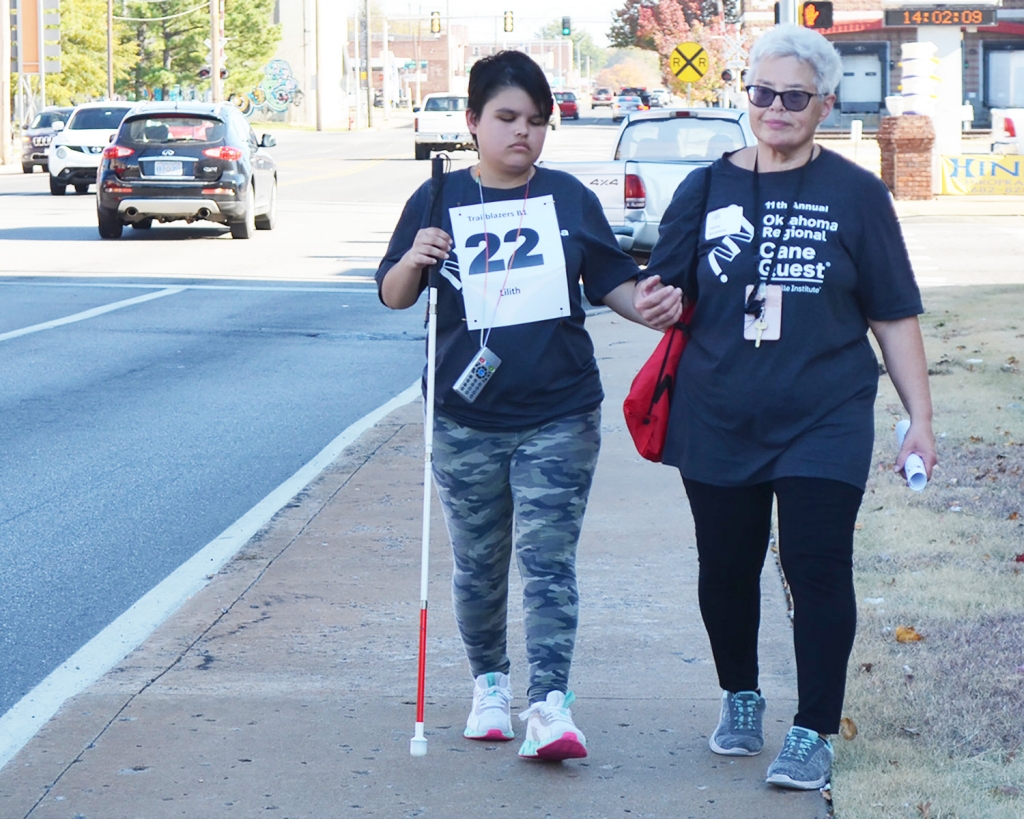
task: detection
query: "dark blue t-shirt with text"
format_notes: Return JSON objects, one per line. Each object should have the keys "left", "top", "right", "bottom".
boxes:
{"left": 377, "top": 166, "right": 638, "bottom": 432}
{"left": 643, "top": 149, "right": 923, "bottom": 489}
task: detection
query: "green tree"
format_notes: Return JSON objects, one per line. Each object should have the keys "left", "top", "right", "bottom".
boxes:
{"left": 536, "top": 20, "right": 607, "bottom": 72}
{"left": 45, "top": 0, "right": 138, "bottom": 105}
{"left": 608, "top": 0, "right": 656, "bottom": 50}
{"left": 223, "top": 0, "right": 281, "bottom": 97}
{"left": 119, "top": 0, "right": 279, "bottom": 100}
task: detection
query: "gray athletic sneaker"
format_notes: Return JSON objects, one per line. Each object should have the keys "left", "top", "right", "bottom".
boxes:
{"left": 709, "top": 690, "right": 766, "bottom": 756}
{"left": 766, "top": 726, "right": 834, "bottom": 790}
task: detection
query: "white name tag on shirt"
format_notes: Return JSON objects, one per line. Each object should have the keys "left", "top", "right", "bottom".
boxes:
{"left": 705, "top": 204, "right": 746, "bottom": 240}
{"left": 449, "top": 194, "right": 570, "bottom": 331}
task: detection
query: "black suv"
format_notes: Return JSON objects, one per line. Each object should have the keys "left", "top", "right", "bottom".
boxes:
{"left": 21, "top": 106, "right": 74, "bottom": 173}
{"left": 95, "top": 101, "right": 278, "bottom": 240}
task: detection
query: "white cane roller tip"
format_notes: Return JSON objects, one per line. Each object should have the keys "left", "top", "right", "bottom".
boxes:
{"left": 410, "top": 737, "right": 428, "bottom": 756}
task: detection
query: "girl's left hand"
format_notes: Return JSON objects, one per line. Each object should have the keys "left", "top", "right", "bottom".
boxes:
{"left": 634, "top": 275, "right": 683, "bottom": 330}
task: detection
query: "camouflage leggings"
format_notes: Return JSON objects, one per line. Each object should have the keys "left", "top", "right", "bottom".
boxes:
{"left": 431, "top": 408, "right": 601, "bottom": 704}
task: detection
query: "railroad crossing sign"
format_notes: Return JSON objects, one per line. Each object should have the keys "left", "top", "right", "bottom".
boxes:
{"left": 670, "top": 42, "right": 708, "bottom": 83}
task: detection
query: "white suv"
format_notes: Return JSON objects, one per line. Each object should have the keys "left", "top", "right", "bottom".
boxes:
{"left": 48, "top": 102, "right": 137, "bottom": 195}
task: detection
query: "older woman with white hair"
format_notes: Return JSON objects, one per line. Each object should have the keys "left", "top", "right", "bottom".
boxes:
{"left": 633, "top": 25, "right": 937, "bottom": 789}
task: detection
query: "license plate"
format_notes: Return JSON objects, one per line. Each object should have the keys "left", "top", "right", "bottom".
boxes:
{"left": 442, "top": 134, "right": 459, "bottom": 140}
{"left": 154, "top": 160, "right": 183, "bottom": 176}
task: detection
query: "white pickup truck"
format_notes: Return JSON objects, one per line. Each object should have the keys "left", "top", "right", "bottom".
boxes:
{"left": 542, "top": 108, "right": 756, "bottom": 261}
{"left": 413, "top": 93, "right": 475, "bottom": 160}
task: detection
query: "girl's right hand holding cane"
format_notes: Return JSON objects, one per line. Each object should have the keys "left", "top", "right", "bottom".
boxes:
{"left": 405, "top": 228, "right": 452, "bottom": 271}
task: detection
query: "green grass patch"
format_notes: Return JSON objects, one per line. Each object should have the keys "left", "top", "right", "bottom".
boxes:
{"left": 833, "top": 285, "right": 1024, "bottom": 818}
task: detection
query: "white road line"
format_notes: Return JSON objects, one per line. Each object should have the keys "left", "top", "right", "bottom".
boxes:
{"left": 0, "top": 287, "right": 185, "bottom": 342}
{"left": 0, "top": 281, "right": 378, "bottom": 294}
{"left": 0, "top": 381, "right": 421, "bottom": 773}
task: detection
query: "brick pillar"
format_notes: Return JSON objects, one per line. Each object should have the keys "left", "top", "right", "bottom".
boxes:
{"left": 877, "top": 115, "right": 936, "bottom": 200}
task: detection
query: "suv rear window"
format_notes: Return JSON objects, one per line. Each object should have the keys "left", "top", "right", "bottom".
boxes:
{"left": 615, "top": 118, "right": 746, "bottom": 161}
{"left": 424, "top": 97, "right": 467, "bottom": 112}
{"left": 123, "top": 116, "right": 225, "bottom": 144}
{"left": 69, "top": 107, "right": 134, "bottom": 130}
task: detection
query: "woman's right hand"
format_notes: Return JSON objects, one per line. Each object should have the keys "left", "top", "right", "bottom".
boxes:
{"left": 403, "top": 227, "right": 452, "bottom": 270}
{"left": 634, "top": 275, "right": 684, "bottom": 331}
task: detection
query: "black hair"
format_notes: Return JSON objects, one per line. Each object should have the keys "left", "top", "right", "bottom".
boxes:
{"left": 467, "top": 50, "right": 553, "bottom": 123}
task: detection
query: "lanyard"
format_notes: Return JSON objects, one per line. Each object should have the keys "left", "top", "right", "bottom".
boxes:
{"left": 475, "top": 168, "right": 531, "bottom": 350}
{"left": 744, "top": 149, "right": 813, "bottom": 316}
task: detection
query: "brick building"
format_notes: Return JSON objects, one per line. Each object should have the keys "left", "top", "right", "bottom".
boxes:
{"left": 742, "top": 0, "right": 1024, "bottom": 128}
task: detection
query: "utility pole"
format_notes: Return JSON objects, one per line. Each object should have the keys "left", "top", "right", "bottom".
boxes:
{"left": 107, "top": 0, "right": 114, "bottom": 99}
{"left": 380, "top": 16, "right": 389, "bottom": 120}
{"left": 777, "top": 0, "right": 798, "bottom": 25}
{"left": 38, "top": 0, "right": 46, "bottom": 107}
{"left": 210, "top": 0, "right": 222, "bottom": 102}
{"left": 1, "top": 0, "right": 10, "bottom": 165}
{"left": 352, "top": 7, "right": 362, "bottom": 129}
{"left": 315, "top": 0, "right": 323, "bottom": 130}
{"left": 364, "top": 0, "right": 373, "bottom": 127}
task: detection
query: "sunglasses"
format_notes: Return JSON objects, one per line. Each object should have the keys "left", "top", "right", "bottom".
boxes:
{"left": 746, "top": 85, "right": 822, "bottom": 112}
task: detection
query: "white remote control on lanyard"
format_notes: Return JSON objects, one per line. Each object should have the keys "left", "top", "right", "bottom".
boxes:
{"left": 453, "top": 347, "right": 502, "bottom": 403}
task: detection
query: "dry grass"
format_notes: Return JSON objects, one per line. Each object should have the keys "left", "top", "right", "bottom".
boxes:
{"left": 833, "top": 285, "right": 1024, "bottom": 818}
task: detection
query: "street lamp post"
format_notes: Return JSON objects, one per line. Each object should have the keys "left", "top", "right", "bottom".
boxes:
{"left": 107, "top": 0, "right": 114, "bottom": 99}
{"left": 210, "top": 0, "right": 222, "bottom": 103}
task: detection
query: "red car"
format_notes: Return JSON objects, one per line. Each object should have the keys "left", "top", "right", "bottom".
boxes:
{"left": 554, "top": 91, "right": 580, "bottom": 120}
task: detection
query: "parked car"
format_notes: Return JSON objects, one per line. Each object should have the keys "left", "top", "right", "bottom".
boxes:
{"left": 554, "top": 91, "right": 580, "bottom": 120}
{"left": 413, "top": 93, "right": 474, "bottom": 160}
{"left": 611, "top": 95, "right": 645, "bottom": 123}
{"left": 48, "top": 102, "right": 138, "bottom": 196}
{"left": 21, "top": 106, "right": 75, "bottom": 174}
{"left": 549, "top": 96, "right": 562, "bottom": 130}
{"left": 592, "top": 87, "right": 614, "bottom": 107}
{"left": 991, "top": 108, "right": 1024, "bottom": 154}
{"left": 95, "top": 101, "right": 277, "bottom": 240}
{"left": 541, "top": 108, "right": 756, "bottom": 261}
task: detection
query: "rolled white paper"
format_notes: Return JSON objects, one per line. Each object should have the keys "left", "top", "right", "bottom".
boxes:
{"left": 895, "top": 419, "right": 927, "bottom": 492}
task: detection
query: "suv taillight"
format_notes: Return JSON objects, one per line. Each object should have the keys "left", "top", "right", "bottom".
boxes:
{"left": 203, "top": 146, "right": 243, "bottom": 161}
{"left": 102, "top": 145, "right": 134, "bottom": 159}
{"left": 625, "top": 174, "right": 646, "bottom": 209}
{"left": 414, "top": 117, "right": 419, "bottom": 132}
{"left": 1006, "top": 117, "right": 1017, "bottom": 138}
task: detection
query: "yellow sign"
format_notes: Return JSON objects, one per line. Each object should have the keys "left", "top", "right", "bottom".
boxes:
{"left": 941, "top": 155, "right": 1024, "bottom": 195}
{"left": 670, "top": 42, "right": 708, "bottom": 84}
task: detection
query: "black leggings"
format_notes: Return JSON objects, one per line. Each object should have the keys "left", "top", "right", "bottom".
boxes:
{"left": 682, "top": 476, "right": 863, "bottom": 736}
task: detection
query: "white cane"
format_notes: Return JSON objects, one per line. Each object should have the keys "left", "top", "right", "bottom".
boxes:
{"left": 411, "top": 156, "right": 446, "bottom": 757}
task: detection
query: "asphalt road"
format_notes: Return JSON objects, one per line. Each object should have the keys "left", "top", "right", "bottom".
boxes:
{"left": 0, "top": 111, "right": 625, "bottom": 723}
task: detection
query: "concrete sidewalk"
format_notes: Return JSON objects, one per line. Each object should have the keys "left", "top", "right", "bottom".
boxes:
{"left": 0, "top": 314, "right": 829, "bottom": 819}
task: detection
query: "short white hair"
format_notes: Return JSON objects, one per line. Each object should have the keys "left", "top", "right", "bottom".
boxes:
{"left": 749, "top": 24, "right": 844, "bottom": 95}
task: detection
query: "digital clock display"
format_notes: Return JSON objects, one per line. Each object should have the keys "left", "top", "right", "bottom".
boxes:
{"left": 884, "top": 8, "right": 998, "bottom": 26}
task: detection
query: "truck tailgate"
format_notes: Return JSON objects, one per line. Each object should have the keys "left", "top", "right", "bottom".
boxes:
{"left": 540, "top": 160, "right": 626, "bottom": 225}
{"left": 626, "top": 160, "right": 704, "bottom": 226}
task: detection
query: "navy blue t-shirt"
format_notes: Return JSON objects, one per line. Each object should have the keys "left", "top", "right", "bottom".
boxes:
{"left": 376, "top": 166, "right": 638, "bottom": 432}
{"left": 643, "top": 148, "right": 923, "bottom": 489}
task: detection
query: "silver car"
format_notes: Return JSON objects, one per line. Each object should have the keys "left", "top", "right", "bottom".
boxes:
{"left": 611, "top": 95, "right": 644, "bottom": 123}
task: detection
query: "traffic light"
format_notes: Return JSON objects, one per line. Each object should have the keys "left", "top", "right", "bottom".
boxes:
{"left": 800, "top": 1, "right": 833, "bottom": 28}
{"left": 430, "top": 10, "right": 441, "bottom": 34}
{"left": 504, "top": 10, "right": 513, "bottom": 33}
{"left": 561, "top": 16, "right": 571, "bottom": 36}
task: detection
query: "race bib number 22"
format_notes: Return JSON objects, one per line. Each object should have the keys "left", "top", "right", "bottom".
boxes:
{"left": 449, "top": 194, "right": 569, "bottom": 330}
